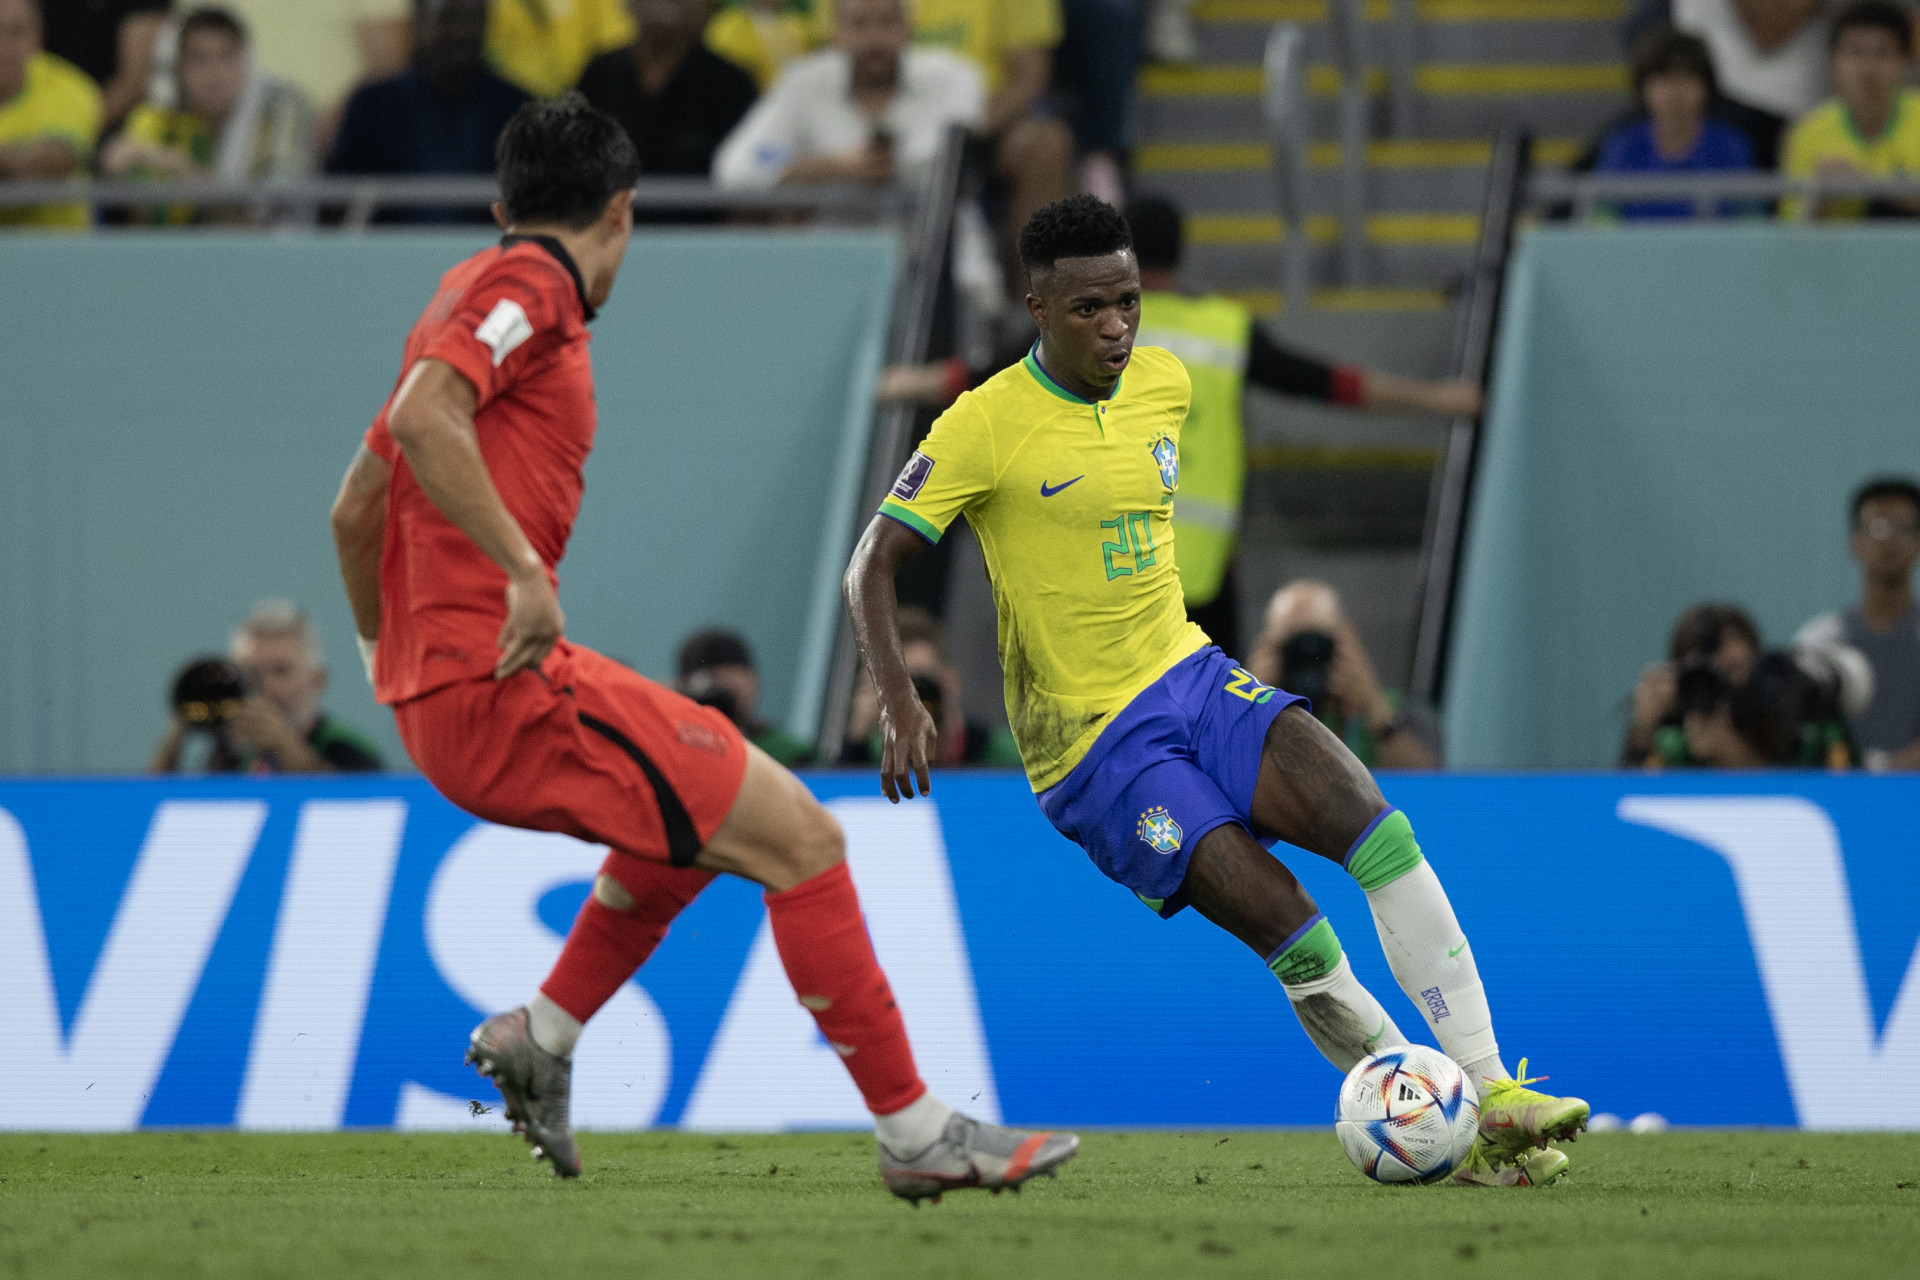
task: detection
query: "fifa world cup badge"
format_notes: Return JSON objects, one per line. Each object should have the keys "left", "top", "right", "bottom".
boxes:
{"left": 1150, "top": 436, "right": 1178, "bottom": 491}
{"left": 1137, "top": 805, "right": 1184, "bottom": 855}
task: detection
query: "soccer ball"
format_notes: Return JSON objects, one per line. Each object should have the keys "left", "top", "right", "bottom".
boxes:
{"left": 1334, "top": 1046, "right": 1480, "bottom": 1184}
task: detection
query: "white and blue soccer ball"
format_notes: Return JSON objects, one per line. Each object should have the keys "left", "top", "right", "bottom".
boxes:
{"left": 1334, "top": 1045, "right": 1480, "bottom": 1184}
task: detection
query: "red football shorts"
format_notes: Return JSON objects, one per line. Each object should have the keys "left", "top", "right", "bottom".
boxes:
{"left": 395, "top": 641, "right": 749, "bottom": 866}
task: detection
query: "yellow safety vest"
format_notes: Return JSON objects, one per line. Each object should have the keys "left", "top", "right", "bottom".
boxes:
{"left": 1137, "top": 291, "right": 1251, "bottom": 609}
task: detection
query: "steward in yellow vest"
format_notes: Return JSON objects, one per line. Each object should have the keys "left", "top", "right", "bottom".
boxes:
{"left": 1126, "top": 195, "right": 1483, "bottom": 649}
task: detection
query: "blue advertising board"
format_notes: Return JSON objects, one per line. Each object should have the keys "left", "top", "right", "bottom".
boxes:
{"left": 5, "top": 773, "right": 1916, "bottom": 1131}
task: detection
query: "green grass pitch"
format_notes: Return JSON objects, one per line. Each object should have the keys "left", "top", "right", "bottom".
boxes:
{"left": 3, "top": 1130, "right": 1916, "bottom": 1279}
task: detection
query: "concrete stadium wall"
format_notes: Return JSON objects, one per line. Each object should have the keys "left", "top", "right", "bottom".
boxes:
{"left": 0, "top": 231, "right": 895, "bottom": 772}
{"left": 1446, "top": 225, "right": 1920, "bottom": 768}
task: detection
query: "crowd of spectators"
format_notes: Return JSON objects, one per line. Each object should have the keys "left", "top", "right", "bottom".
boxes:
{"left": 1622, "top": 478, "right": 1920, "bottom": 771}
{"left": 0, "top": 0, "right": 1150, "bottom": 241}
{"left": 1589, "top": 1, "right": 1920, "bottom": 219}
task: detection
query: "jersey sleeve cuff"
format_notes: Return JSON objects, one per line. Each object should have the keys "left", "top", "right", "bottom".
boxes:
{"left": 878, "top": 501, "right": 943, "bottom": 545}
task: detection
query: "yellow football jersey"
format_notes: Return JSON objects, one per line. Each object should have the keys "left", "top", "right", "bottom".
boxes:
{"left": 879, "top": 344, "right": 1207, "bottom": 791}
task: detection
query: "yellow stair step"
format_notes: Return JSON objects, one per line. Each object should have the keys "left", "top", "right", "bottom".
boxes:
{"left": 1136, "top": 137, "right": 1584, "bottom": 170}
{"left": 1224, "top": 288, "right": 1451, "bottom": 315}
{"left": 1193, "top": 0, "right": 1626, "bottom": 20}
{"left": 1190, "top": 212, "right": 1481, "bottom": 244}
{"left": 1141, "top": 61, "right": 1627, "bottom": 97}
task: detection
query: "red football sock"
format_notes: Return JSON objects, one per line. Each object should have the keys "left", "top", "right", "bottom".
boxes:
{"left": 765, "top": 862, "right": 927, "bottom": 1115}
{"left": 539, "top": 855, "right": 716, "bottom": 1023}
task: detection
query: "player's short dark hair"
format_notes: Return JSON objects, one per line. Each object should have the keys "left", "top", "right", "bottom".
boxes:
{"left": 1629, "top": 26, "right": 1717, "bottom": 101}
{"left": 178, "top": 5, "right": 247, "bottom": 48}
{"left": 677, "top": 629, "right": 754, "bottom": 679}
{"left": 1850, "top": 475, "right": 1920, "bottom": 525}
{"left": 1019, "top": 194, "right": 1134, "bottom": 280}
{"left": 496, "top": 93, "right": 642, "bottom": 230}
{"left": 1830, "top": 0, "right": 1912, "bottom": 54}
{"left": 1668, "top": 603, "right": 1759, "bottom": 664}
{"left": 1125, "top": 195, "right": 1184, "bottom": 271}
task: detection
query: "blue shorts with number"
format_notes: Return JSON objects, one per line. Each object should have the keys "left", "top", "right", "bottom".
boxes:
{"left": 1036, "top": 645, "right": 1307, "bottom": 914}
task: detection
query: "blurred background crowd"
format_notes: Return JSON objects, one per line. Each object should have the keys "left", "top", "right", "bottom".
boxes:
{"left": 4, "top": 0, "right": 1915, "bottom": 776}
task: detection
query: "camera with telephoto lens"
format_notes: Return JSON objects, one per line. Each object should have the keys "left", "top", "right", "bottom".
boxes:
{"left": 1277, "top": 631, "right": 1336, "bottom": 706}
{"left": 171, "top": 656, "right": 248, "bottom": 733}
{"left": 683, "top": 669, "right": 743, "bottom": 728}
{"left": 910, "top": 672, "right": 946, "bottom": 727}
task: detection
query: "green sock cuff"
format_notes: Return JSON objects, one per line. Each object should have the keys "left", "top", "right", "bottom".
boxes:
{"left": 1267, "top": 914, "right": 1343, "bottom": 986}
{"left": 1344, "top": 808, "right": 1425, "bottom": 892}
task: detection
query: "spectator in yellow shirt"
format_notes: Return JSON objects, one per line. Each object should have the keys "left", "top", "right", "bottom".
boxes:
{"left": 706, "top": 0, "right": 822, "bottom": 91}
{"left": 103, "top": 7, "right": 317, "bottom": 225}
{"left": 0, "top": 0, "right": 102, "bottom": 229}
{"left": 1782, "top": 0, "right": 1920, "bottom": 219}
{"left": 487, "top": 0, "right": 635, "bottom": 97}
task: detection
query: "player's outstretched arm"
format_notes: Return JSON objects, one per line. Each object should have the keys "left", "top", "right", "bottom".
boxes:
{"left": 386, "top": 357, "right": 565, "bottom": 679}
{"left": 844, "top": 515, "right": 940, "bottom": 803}
{"left": 330, "top": 445, "right": 391, "bottom": 651}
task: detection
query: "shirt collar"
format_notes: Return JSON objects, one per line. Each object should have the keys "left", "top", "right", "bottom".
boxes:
{"left": 500, "top": 233, "right": 597, "bottom": 323}
{"left": 1023, "top": 340, "right": 1122, "bottom": 405}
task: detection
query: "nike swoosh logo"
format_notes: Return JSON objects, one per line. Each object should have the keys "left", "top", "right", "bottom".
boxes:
{"left": 1448, "top": 939, "right": 1469, "bottom": 958}
{"left": 1040, "top": 476, "right": 1084, "bottom": 497}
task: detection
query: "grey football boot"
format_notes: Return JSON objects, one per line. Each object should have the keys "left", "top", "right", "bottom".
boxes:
{"left": 879, "top": 1112, "right": 1080, "bottom": 1203}
{"left": 465, "top": 1006, "right": 582, "bottom": 1178}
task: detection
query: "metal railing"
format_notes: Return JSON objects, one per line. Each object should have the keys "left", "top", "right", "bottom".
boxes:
{"left": 1529, "top": 170, "right": 1920, "bottom": 219}
{"left": 1408, "top": 127, "right": 1531, "bottom": 706}
{"left": 1261, "top": 24, "right": 1314, "bottom": 316}
{"left": 813, "top": 125, "right": 969, "bottom": 764}
{"left": 0, "top": 174, "right": 910, "bottom": 228}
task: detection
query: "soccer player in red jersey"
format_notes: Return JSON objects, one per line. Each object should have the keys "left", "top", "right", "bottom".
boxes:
{"left": 328, "top": 96, "right": 1076, "bottom": 1198}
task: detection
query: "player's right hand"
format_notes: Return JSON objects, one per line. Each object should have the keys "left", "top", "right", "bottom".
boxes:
{"left": 877, "top": 693, "right": 938, "bottom": 803}
{"left": 497, "top": 572, "right": 565, "bottom": 679}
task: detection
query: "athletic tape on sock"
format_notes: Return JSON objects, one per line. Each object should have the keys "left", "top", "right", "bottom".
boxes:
{"left": 1343, "top": 808, "right": 1424, "bottom": 891}
{"left": 1265, "top": 913, "right": 1343, "bottom": 985}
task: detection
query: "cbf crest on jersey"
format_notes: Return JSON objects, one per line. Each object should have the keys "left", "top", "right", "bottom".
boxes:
{"left": 1151, "top": 435, "right": 1178, "bottom": 491}
{"left": 1137, "top": 805, "right": 1183, "bottom": 855}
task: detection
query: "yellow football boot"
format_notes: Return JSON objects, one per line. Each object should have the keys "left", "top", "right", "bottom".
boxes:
{"left": 1476, "top": 1059, "right": 1589, "bottom": 1162}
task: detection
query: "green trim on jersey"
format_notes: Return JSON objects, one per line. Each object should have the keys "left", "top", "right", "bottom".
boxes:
{"left": 1346, "top": 809, "right": 1424, "bottom": 892}
{"left": 1022, "top": 343, "right": 1122, "bottom": 407}
{"left": 878, "top": 500, "right": 943, "bottom": 544}
{"left": 1269, "top": 917, "right": 1344, "bottom": 985}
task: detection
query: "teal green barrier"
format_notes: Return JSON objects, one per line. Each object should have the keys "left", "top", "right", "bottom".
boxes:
{"left": 1446, "top": 225, "right": 1920, "bottom": 767}
{"left": 0, "top": 232, "right": 895, "bottom": 772}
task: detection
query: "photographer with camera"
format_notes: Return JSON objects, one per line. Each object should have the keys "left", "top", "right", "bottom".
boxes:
{"left": 675, "top": 628, "right": 815, "bottom": 767}
{"left": 1245, "top": 580, "right": 1440, "bottom": 769}
{"left": 150, "top": 600, "right": 383, "bottom": 774}
{"left": 1623, "top": 601, "right": 1860, "bottom": 768}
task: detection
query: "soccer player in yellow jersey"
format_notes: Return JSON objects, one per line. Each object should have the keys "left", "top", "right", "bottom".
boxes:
{"left": 846, "top": 196, "right": 1588, "bottom": 1187}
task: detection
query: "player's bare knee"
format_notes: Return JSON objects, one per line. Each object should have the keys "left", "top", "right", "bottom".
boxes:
{"left": 591, "top": 873, "right": 635, "bottom": 912}
{"left": 788, "top": 795, "right": 845, "bottom": 880}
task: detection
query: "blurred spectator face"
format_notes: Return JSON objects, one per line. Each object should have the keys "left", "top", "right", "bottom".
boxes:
{"left": 1852, "top": 494, "right": 1920, "bottom": 582}
{"left": 1260, "top": 579, "right": 1344, "bottom": 648}
{"left": 1641, "top": 68, "right": 1708, "bottom": 135}
{"left": 418, "top": 0, "right": 488, "bottom": 86}
{"left": 1832, "top": 25, "right": 1908, "bottom": 118}
{"left": 837, "top": 0, "right": 909, "bottom": 83}
{"left": 233, "top": 628, "right": 326, "bottom": 730}
{"left": 0, "top": 0, "right": 39, "bottom": 103}
{"left": 628, "top": 0, "right": 709, "bottom": 41}
{"left": 1709, "top": 629, "right": 1757, "bottom": 685}
{"left": 179, "top": 25, "right": 247, "bottom": 122}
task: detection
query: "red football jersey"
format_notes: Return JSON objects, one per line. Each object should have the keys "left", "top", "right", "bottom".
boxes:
{"left": 364, "top": 237, "right": 598, "bottom": 705}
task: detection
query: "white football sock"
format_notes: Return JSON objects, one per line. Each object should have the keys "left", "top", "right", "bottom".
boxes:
{"left": 1363, "top": 860, "right": 1502, "bottom": 1076}
{"left": 1463, "top": 1054, "right": 1511, "bottom": 1091}
{"left": 873, "top": 1090, "right": 954, "bottom": 1155}
{"left": 1281, "top": 954, "right": 1408, "bottom": 1073}
{"left": 527, "top": 992, "right": 583, "bottom": 1060}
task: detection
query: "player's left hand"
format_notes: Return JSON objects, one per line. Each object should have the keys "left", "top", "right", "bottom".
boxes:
{"left": 877, "top": 690, "right": 938, "bottom": 803}
{"left": 497, "top": 572, "right": 565, "bottom": 679}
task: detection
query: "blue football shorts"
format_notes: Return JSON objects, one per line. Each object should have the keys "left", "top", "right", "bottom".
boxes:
{"left": 1036, "top": 646, "right": 1307, "bottom": 915}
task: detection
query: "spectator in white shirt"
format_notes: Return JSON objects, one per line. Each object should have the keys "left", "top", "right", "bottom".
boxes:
{"left": 713, "top": 0, "right": 983, "bottom": 189}
{"left": 1672, "top": 0, "right": 1832, "bottom": 120}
